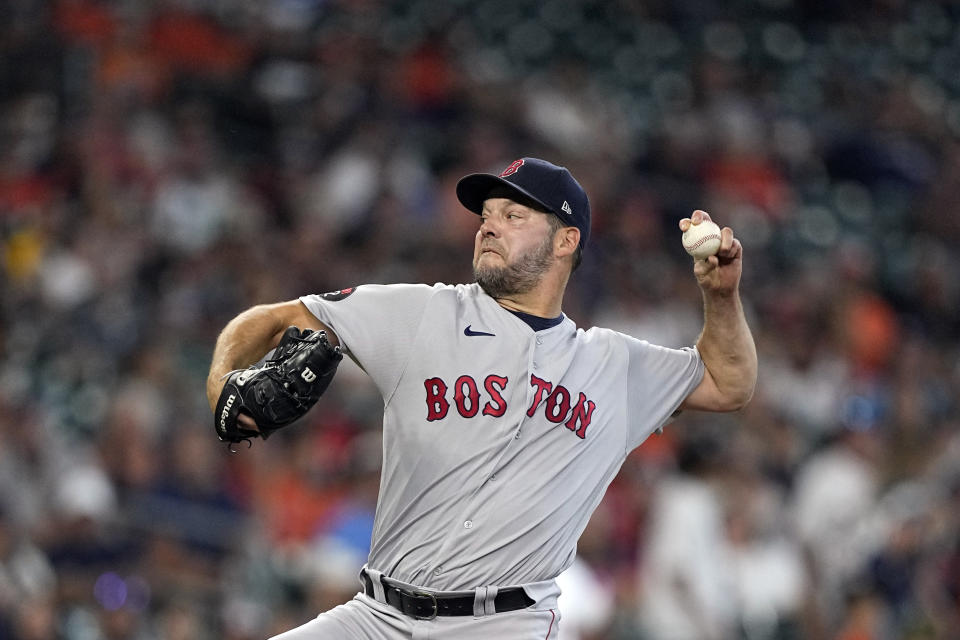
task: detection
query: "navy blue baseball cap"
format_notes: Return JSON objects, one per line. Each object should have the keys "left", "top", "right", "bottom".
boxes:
{"left": 456, "top": 157, "right": 591, "bottom": 249}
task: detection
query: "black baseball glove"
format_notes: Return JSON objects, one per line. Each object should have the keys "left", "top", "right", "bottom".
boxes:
{"left": 214, "top": 326, "right": 342, "bottom": 446}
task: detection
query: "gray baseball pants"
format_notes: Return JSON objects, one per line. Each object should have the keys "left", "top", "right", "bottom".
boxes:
{"left": 269, "top": 591, "right": 559, "bottom": 639}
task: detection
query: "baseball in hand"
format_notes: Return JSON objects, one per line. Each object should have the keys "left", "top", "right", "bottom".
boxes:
{"left": 682, "top": 220, "right": 722, "bottom": 260}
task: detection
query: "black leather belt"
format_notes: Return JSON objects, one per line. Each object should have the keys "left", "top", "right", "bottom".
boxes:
{"left": 361, "top": 570, "right": 534, "bottom": 619}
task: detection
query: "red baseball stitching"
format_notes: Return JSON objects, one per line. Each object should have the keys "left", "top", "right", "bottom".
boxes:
{"left": 683, "top": 233, "right": 721, "bottom": 251}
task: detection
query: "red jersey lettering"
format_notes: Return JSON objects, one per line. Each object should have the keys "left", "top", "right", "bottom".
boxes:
{"left": 424, "top": 377, "right": 449, "bottom": 421}
{"left": 454, "top": 375, "right": 480, "bottom": 418}
{"left": 527, "top": 374, "right": 553, "bottom": 417}
{"left": 566, "top": 392, "right": 596, "bottom": 439}
{"left": 482, "top": 375, "right": 509, "bottom": 417}
{"left": 545, "top": 385, "right": 571, "bottom": 423}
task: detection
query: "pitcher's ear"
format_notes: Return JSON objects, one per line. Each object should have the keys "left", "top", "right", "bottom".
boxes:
{"left": 555, "top": 226, "right": 580, "bottom": 257}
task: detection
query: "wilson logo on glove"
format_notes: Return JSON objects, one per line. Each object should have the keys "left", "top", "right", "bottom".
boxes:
{"left": 214, "top": 327, "right": 342, "bottom": 448}
{"left": 220, "top": 394, "right": 237, "bottom": 430}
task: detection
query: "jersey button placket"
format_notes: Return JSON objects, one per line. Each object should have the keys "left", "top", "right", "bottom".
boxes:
{"left": 516, "top": 333, "right": 538, "bottom": 441}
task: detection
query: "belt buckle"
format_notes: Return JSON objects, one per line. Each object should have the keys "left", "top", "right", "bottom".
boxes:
{"left": 410, "top": 590, "right": 438, "bottom": 620}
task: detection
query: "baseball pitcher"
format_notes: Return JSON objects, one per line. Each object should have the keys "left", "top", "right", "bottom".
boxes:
{"left": 206, "top": 157, "right": 757, "bottom": 639}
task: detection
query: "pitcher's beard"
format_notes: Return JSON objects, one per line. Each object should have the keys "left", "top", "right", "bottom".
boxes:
{"left": 474, "top": 236, "right": 554, "bottom": 298}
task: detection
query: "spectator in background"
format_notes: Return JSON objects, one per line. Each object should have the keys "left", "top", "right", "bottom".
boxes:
{"left": 637, "top": 436, "right": 736, "bottom": 640}
{"left": 0, "top": 505, "right": 56, "bottom": 638}
{"left": 724, "top": 461, "right": 807, "bottom": 639}
{"left": 555, "top": 557, "right": 614, "bottom": 640}
{"left": 791, "top": 399, "right": 885, "bottom": 629}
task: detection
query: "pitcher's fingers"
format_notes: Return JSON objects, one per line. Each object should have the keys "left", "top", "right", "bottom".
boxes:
{"left": 694, "top": 255, "right": 717, "bottom": 276}
{"left": 238, "top": 413, "right": 261, "bottom": 433}
{"left": 720, "top": 227, "right": 735, "bottom": 252}
{"left": 719, "top": 237, "right": 742, "bottom": 259}
{"left": 691, "top": 210, "right": 712, "bottom": 224}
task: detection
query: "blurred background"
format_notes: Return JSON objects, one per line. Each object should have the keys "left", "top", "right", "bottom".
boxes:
{"left": 2, "top": 0, "right": 960, "bottom": 638}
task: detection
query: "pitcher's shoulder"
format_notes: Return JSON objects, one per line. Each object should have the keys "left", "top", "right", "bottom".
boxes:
{"left": 445, "top": 282, "right": 487, "bottom": 301}
{"left": 578, "top": 325, "right": 624, "bottom": 343}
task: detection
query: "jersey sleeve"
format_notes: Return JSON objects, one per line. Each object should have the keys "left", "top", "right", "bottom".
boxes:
{"left": 299, "top": 284, "right": 435, "bottom": 398}
{"left": 623, "top": 337, "right": 704, "bottom": 451}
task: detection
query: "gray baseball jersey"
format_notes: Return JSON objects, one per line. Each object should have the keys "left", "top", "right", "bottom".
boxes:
{"left": 300, "top": 282, "right": 703, "bottom": 593}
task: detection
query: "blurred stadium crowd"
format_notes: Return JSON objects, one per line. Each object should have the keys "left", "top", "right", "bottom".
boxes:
{"left": 2, "top": 0, "right": 960, "bottom": 638}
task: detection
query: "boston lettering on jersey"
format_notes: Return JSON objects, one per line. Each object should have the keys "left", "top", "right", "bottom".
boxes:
{"left": 423, "top": 373, "right": 596, "bottom": 439}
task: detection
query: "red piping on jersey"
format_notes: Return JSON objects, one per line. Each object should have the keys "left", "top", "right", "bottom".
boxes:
{"left": 544, "top": 609, "right": 556, "bottom": 639}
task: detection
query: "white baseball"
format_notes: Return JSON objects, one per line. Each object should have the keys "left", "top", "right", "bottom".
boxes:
{"left": 682, "top": 220, "right": 722, "bottom": 260}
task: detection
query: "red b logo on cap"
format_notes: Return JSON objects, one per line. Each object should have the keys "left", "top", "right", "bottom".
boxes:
{"left": 499, "top": 159, "right": 524, "bottom": 177}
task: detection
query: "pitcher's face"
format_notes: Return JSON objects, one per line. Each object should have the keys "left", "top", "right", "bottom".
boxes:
{"left": 473, "top": 198, "right": 555, "bottom": 298}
